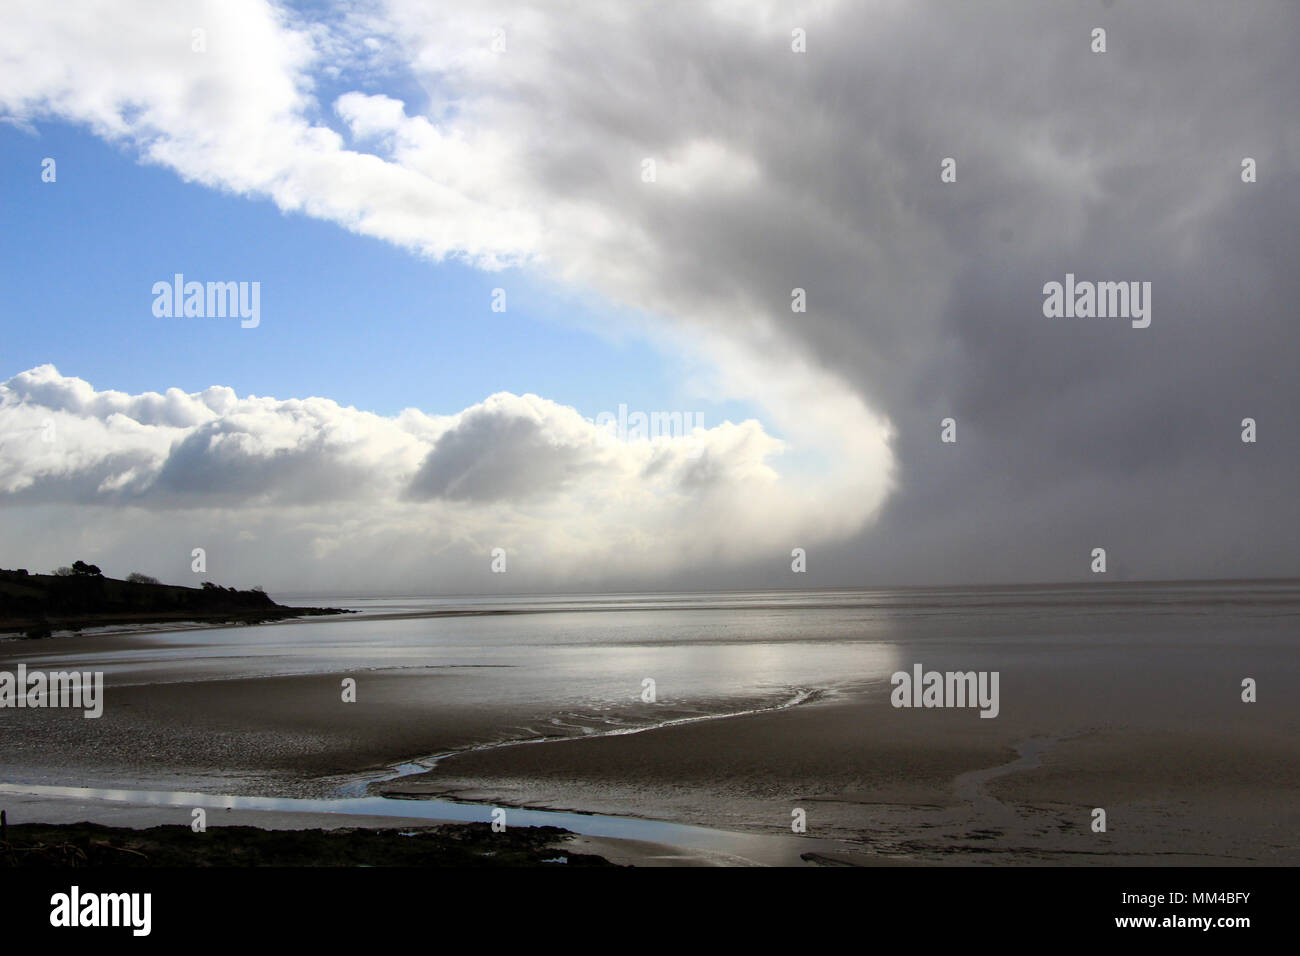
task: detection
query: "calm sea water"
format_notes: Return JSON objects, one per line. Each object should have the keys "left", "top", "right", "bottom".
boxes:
{"left": 49, "top": 580, "right": 1299, "bottom": 736}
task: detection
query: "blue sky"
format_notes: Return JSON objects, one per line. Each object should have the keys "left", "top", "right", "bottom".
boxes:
{"left": 0, "top": 121, "right": 756, "bottom": 427}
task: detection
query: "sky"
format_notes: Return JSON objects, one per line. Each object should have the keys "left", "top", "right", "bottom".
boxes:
{"left": 0, "top": 0, "right": 1296, "bottom": 594}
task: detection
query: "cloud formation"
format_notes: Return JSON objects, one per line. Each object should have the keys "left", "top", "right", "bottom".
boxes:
{"left": 1, "top": 1, "right": 1296, "bottom": 587}
{"left": 0, "top": 365, "right": 878, "bottom": 590}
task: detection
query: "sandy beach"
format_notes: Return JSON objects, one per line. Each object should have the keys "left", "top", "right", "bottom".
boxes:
{"left": 2, "top": 583, "right": 1297, "bottom": 866}
{"left": 386, "top": 672, "right": 1300, "bottom": 865}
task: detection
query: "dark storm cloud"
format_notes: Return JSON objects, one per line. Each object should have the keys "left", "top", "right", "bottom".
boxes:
{"left": 478, "top": 0, "right": 1299, "bottom": 584}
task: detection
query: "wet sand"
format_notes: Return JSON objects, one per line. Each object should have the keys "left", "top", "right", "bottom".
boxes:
{"left": 8, "top": 668, "right": 1292, "bottom": 865}
{"left": 0, "top": 667, "right": 565, "bottom": 795}
{"left": 2, "top": 585, "right": 1297, "bottom": 866}
{"left": 385, "top": 663, "right": 1300, "bottom": 865}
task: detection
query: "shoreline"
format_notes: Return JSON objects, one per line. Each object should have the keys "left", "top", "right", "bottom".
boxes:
{"left": 0, "top": 689, "right": 874, "bottom": 866}
{"left": 2, "top": 582, "right": 1296, "bottom": 867}
{"left": 4, "top": 705, "right": 1267, "bottom": 867}
{"left": 0, "top": 567, "right": 354, "bottom": 640}
{"left": 0, "top": 816, "right": 618, "bottom": 868}
{"left": 0, "top": 606, "right": 354, "bottom": 641}
{"left": 15, "top": 572, "right": 1294, "bottom": 640}
{"left": 2, "top": 678, "right": 1295, "bottom": 865}
{"left": 0, "top": 783, "right": 864, "bottom": 867}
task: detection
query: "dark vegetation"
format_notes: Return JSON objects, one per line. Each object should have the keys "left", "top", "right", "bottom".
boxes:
{"left": 0, "top": 819, "right": 614, "bottom": 867}
{"left": 0, "top": 563, "right": 350, "bottom": 637}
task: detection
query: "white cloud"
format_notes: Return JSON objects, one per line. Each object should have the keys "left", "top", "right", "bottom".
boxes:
{"left": 0, "top": 366, "right": 889, "bottom": 590}
{"left": 0, "top": 0, "right": 900, "bottom": 587}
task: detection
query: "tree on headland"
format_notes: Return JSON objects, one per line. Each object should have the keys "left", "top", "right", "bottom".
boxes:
{"left": 70, "top": 561, "right": 103, "bottom": 577}
{"left": 53, "top": 566, "right": 75, "bottom": 576}
{"left": 127, "top": 572, "right": 160, "bottom": 585}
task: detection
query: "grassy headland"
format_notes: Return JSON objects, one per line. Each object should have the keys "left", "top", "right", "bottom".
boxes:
{"left": 0, "top": 566, "right": 350, "bottom": 638}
